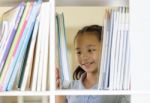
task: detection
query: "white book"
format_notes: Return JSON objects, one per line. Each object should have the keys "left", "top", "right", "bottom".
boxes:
{"left": 36, "top": 3, "right": 47, "bottom": 91}
{"left": 115, "top": 8, "right": 123, "bottom": 90}
{"left": 98, "top": 10, "right": 108, "bottom": 89}
{"left": 41, "top": 2, "right": 50, "bottom": 91}
{"left": 49, "top": 0, "right": 55, "bottom": 90}
{"left": 121, "top": 8, "right": 127, "bottom": 90}
{"left": 109, "top": 9, "right": 118, "bottom": 90}
{"left": 123, "top": 9, "right": 130, "bottom": 90}
{"left": 109, "top": 9, "right": 115, "bottom": 90}
{"left": 103, "top": 10, "right": 109, "bottom": 89}
{"left": 31, "top": 7, "right": 42, "bottom": 91}
{"left": 118, "top": 7, "right": 126, "bottom": 90}
{"left": 113, "top": 8, "right": 122, "bottom": 90}
{"left": 104, "top": 9, "right": 115, "bottom": 89}
{"left": 20, "top": 14, "right": 39, "bottom": 91}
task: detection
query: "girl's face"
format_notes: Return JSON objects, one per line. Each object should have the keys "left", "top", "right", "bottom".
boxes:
{"left": 75, "top": 32, "right": 101, "bottom": 74}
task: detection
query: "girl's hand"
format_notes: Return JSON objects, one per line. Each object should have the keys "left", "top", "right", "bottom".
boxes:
{"left": 56, "top": 68, "right": 61, "bottom": 89}
{"left": 56, "top": 96, "right": 66, "bottom": 103}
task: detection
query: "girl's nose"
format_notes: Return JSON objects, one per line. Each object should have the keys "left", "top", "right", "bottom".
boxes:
{"left": 81, "top": 52, "right": 89, "bottom": 61}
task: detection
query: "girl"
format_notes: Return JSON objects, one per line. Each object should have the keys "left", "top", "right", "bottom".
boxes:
{"left": 56, "top": 25, "right": 102, "bottom": 90}
{"left": 56, "top": 25, "right": 126, "bottom": 103}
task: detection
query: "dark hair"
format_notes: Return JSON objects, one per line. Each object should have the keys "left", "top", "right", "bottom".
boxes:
{"left": 73, "top": 25, "right": 103, "bottom": 80}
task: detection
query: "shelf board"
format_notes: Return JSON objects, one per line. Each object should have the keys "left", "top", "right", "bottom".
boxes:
{"left": 0, "top": 0, "right": 49, "bottom": 6}
{"left": 0, "top": 91, "right": 51, "bottom": 96}
{"left": 0, "top": 1, "right": 18, "bottom": 6}
{"left": 56, "top": 0, "right": 129, "bottom": 6}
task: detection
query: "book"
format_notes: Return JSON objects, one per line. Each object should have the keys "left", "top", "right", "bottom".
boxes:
{"left": 123, "top": 8, "right": 130, "bottom": 90}
{"left": 117, "top": 7, "right": 125, "bottom": 90}
{"left": 56, "top": 13, "right": 71, "bottom": 88}
{"left": 98, "top": 9, "right": 109, "bottom": 89}
{"left": 109, "top": 8, "right": 119, "bottom": 90}
{"left": 35, "top": 2, "right": 50, "bottom": 91}
{"left": 41, "top": 2, "right": 50, "bottom": 91}
{"left": 31, "top": 2, "right": 43, "bottom": 91}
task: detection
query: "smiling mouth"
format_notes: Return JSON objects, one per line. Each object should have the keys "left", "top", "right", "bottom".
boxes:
{"left": 82, "top": 61, "right": 94, "bottom": 68}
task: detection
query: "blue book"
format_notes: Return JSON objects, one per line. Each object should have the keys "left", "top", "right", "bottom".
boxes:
{"left": 6, "top": 1, "right": 41, "bottom": 91}
{"left": 56, "top": 13, "right": 71, "bottom": 88}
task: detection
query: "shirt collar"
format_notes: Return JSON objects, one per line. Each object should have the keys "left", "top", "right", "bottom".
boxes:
{"left": 79, "top": 73, "right": 98, "bottom": 89}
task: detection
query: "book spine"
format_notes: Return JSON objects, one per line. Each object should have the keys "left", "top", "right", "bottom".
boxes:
{"left": 42, "top": 3, "right": 49, "bottom": 91}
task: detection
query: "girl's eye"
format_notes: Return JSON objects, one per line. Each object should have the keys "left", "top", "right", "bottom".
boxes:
{"left": 76, "top": 51, "right": 81, "bottom": 55}
{"left": 88, "top": 49, "right": 96, "bottom": 52}
{"left": 88, "top": 49, "right": 92, "bottom": 52}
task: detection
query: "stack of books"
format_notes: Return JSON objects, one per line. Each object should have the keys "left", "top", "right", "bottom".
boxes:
{"left": 0, "top": 1, "right": 50, "bottom": 91}
{"left": 98, "top": 7, "right": 130, "bottom": 90}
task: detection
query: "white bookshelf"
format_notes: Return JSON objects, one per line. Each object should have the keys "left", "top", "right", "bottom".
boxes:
{"left": 56, "top": 0, "right": 129, "bottom": 6}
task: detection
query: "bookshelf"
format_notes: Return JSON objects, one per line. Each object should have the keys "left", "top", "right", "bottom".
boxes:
{"left": 0, "top": 0, "right": 53, "bottom": 92}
